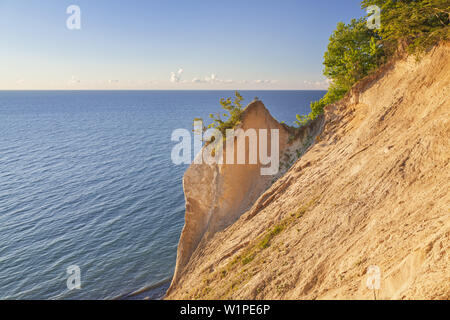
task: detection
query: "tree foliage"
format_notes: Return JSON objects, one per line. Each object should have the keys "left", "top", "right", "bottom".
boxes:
{"left": 324, "top": 19, "right": 384, "bottom": 91}
{"left": 195, "top": 91, "right": 245, "bottom": 137}
{"left": 361, "top": 0, "right": 449, "bottom": 54}
{"left": 295, "top": 0, "right": 449, "bottom": 128}
{"left": 296, "top": 18, "right": 383, "bottom": 126}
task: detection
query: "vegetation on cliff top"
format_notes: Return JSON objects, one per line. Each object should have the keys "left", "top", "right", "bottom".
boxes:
{"left": 296, "top": 0, "right": 449, "bottom": 127}
{"left": 194, "top": 91, "right": 245, "bottom": 140}
{"left": 362, "top": 0, "right": 449, "bottom": 55}
{"left": 195, "top": 1, "right": 448, "bottom": 139}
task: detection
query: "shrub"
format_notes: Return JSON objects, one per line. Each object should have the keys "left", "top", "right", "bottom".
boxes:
{"left": 195, "top": 91, "right": 245, "bottom": 138}
{"left": 258, "top": 224, "right": 285, "bottom": 249}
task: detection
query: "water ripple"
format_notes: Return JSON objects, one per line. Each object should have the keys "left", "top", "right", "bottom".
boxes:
{"left": 0, "top": 90, "right": 325, "bottom": 299}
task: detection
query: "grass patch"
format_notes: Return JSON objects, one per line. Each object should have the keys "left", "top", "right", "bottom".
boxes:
{"left": 241, "top": 252, "right": 256, "bottom": 265}
{"left": 185, "top": 196, "right": 320, "bottom": 299}
{"left": 258, "top": 224, "right": 285, "bottom": 249}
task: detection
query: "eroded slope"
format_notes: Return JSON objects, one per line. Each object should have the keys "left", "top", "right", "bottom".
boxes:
{"left": 167, "top": 43, "right": 450, "bottom": 300}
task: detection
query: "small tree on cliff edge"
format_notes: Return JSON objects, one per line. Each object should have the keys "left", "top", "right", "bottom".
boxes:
{"left": 194, "top": 91, "right": 245, "bottom": 141}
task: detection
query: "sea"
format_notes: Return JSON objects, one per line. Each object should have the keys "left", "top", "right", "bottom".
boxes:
{"left": 0, "top": 90, "right": 325, "bottom": 299}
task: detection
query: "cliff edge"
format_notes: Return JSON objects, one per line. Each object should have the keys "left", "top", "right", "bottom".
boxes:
{"left": 167, "top": 42, "right": 449, "bottom": 299}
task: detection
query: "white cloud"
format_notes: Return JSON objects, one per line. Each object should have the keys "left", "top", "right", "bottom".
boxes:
{"left": 191, "top": 77, "right": 205, "bottom": 83}
{"left": 191, "top": 73, "right": 234, "bottom": 84}
{"left": 173, "top": 69, "right": 279, "bottom": 87}
{"left": 68, "top": 75, "right": 81, "bottom": 85}
{"left": 206, "top": 73, "right": 218, "bottom": 83}
{"left": 16, "top": 78, "right": 25, "bottom": 84}
{"left": 170, "top": 68, "right": 184, "bottom": 83}
{"left": 254, "top": 79, "right": 278, "bottom": 84}
{"left": 108, "top": 79, "right": 119, "bottom": 84}
{"left": 303, "top": 79, "right": 330, "bottom": 89}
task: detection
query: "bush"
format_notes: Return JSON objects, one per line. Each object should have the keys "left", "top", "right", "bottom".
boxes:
{"left": 196, "top": 91, "right": 245, "bottom": 138}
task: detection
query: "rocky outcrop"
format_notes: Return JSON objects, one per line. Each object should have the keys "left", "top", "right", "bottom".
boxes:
{"left": 167, "top": 42, "right": 450, "bottom": 300}
{"left": 168, "top": 101, "right": 323, "bottom": 291}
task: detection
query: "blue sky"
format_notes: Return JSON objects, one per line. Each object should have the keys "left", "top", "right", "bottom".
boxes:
{"left": 0, "top": 0, "right": 366, "bottom": 90}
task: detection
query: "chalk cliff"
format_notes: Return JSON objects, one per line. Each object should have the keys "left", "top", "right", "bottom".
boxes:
{"left": 169, "top": 101, "right": 323, "bottom": 290}
{"left": 167, "top": 42, "right": 449, "bottom": 299}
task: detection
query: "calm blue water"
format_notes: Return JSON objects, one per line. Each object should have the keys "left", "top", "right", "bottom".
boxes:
{"left": 0, "top": 90, "right": 325, "bottom": 299}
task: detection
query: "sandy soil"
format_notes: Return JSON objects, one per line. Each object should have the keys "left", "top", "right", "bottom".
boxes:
{"left": 167, "top": 42, "right": 449, "bottom": 300}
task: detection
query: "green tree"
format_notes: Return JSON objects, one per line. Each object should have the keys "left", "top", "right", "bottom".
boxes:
{"left": 323, "top": 18, "right": 383, "bottom": 92}
{"left": 195, "top": 91, "right": 245, "bottom": 138}
{"left": 295, "top": 18, "right": 383, "bottom": 126}
{"left": 295, "top": 0, "right": 448, "bottom": 127}
{"left": 361, "top": 0, "right": 449, "bottom": 54}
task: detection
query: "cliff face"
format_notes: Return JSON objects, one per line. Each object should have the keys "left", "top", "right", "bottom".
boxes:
{"left": 169, "top": 101, "right": 323, "bottom": 290}
{"left": 167, "top": 42, "right": 450, "bottom": 300}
